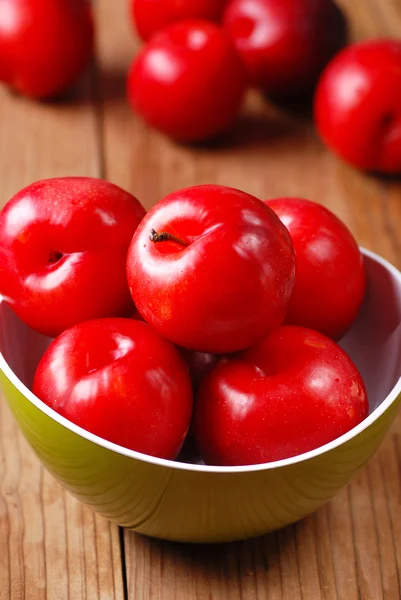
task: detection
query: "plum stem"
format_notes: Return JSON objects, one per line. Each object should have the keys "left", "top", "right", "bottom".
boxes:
{"left": 150, "top": 229, "right": 189, "bottom": 247}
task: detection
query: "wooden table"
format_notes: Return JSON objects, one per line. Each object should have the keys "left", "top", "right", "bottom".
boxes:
{"left": 1, "top": 1, "right": 401, "bottom": 598}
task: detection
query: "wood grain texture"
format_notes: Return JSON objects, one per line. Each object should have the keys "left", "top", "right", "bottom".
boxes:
{"left": 0, "top": 73, "right": 124, "bottom": 600}
{"left": 1, "top": 0, "right": 401, "bottom": 598}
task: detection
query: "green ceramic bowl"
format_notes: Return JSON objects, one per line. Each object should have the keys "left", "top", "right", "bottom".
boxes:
{"left": 1, "top": 248, "right": 401, "bottom": 543}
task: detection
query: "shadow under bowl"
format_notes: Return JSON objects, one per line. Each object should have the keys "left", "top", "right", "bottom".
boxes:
{"left": 1, "top": 248, "right": 401, "bottom": 543}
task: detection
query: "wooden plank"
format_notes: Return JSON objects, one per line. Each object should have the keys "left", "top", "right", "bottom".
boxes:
{"left": 0, "top": 71, "right": 124, "bottom": 599}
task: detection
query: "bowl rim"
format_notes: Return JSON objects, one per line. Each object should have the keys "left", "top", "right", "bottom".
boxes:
{"left": 1, "top": 247, "right": 401, "bottom": 474}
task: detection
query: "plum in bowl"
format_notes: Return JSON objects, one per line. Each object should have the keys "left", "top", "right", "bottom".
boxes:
{"left": 0, "top": 248, "right": 401, "bottom": 543}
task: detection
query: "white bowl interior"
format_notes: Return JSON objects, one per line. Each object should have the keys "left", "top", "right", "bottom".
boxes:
{"left": 1, "top": 249, "right": 401, "bottom": 469}
{"left": 341, "top": 252, "right": 401, "bottom": 411}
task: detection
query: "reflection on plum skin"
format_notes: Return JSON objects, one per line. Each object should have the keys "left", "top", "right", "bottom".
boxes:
{"left": 234, "top": 231, "right": 267, "bottom": 260}
{"left": 94, "top": 207, "right": 118, "bottom": 227}
{"left": 145, "top": 49, "right": 182, "bottom": 84}
{"left": 220, "top": 379, "right": 257, "bottom": 420}
{"left": 145, "top": 367, "right": 175, "bottom": 399}
{"left": 48, "top": 351, "right": 70, "bottom": 398}
{"left": 305, "top": 235, "right": 336, "bottom": 265}
{"left": 26, "top": 254, "right": 84, "bottom": 292}
{"left": 3, "top": 197, "right": 37, "bottom": 236}
{"left": 111, "top": 334, "right": 136, "bottom": 360}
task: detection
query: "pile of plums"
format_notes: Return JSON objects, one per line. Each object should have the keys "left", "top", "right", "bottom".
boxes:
{"left": 0, "top": 178, "right": 369, "bottom": 466}
{"left": 0, "top": 0, "right": 400, "bottom": 174}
